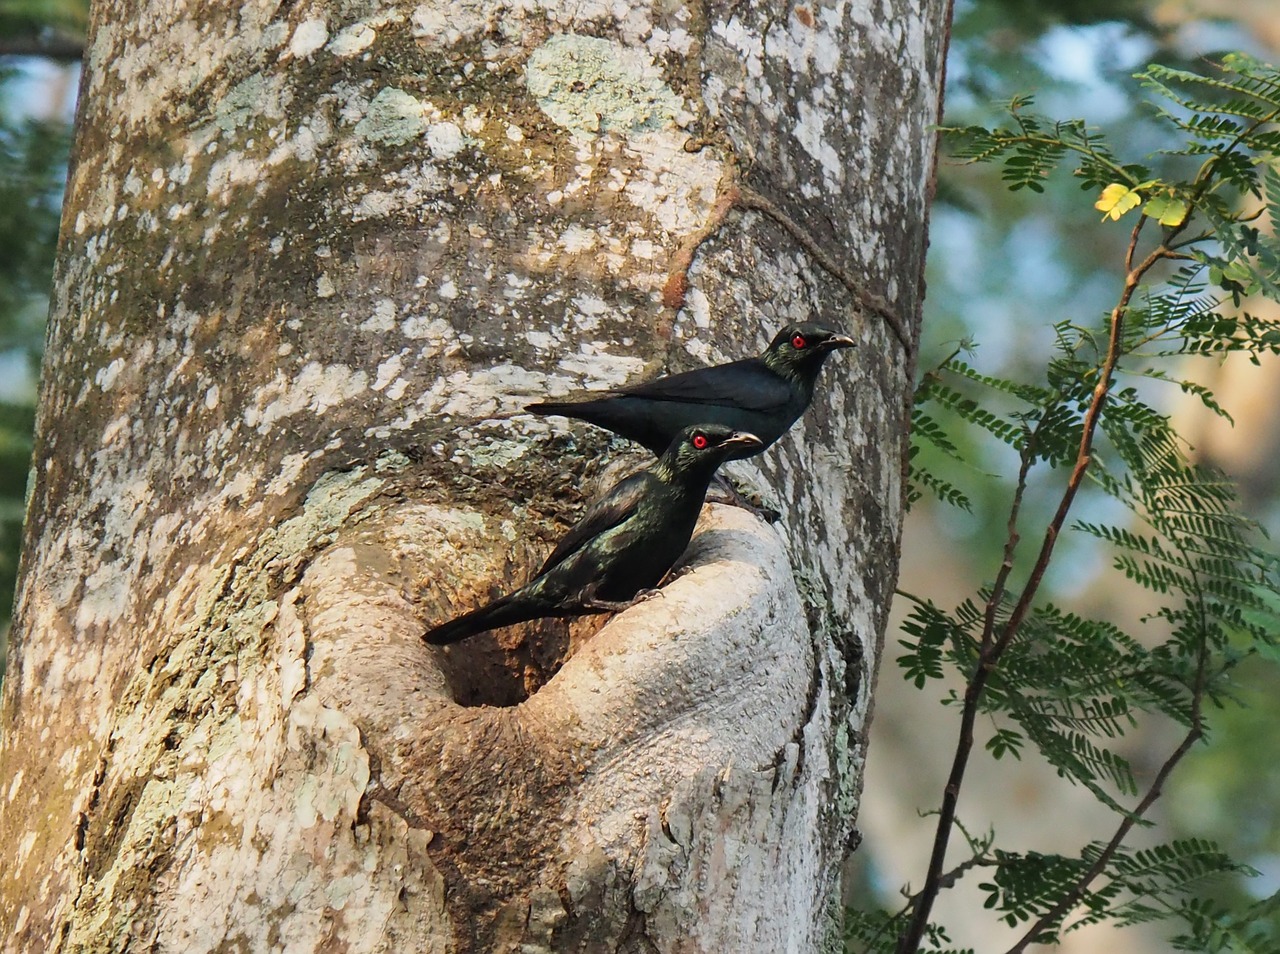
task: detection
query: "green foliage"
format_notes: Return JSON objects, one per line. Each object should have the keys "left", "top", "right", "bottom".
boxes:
{"left": 1170, "top": 894, "right": 1280, "bottom": 952}
{"left": 0, "top": 0, "right": 88, "bottom": 38}
{"left": 0, "top": 401, "right": 35, "bottom": 629}
{"left": 0, "top": 101, "right": 66, "bottom": 344}
{"left": 885, "top": 55, "right": 1280, "bottom": 953}
{"left": 978, "top": 840, "right": 1254, "bottom": 938}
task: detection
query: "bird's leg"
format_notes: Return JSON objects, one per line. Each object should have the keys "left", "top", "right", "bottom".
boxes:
{"left": 581, "top": 597, "right": 638, "bottom": 612}
{"left": 579, "top": 582, "right": 665, "bottom": 613}
{"left": 707, "top": 474, "right": 781, "bottom": 522}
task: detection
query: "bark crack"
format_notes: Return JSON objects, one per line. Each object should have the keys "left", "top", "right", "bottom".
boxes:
{"left": 788, "top": 630, "right": 826, "bottom": 786}
{"left": 366, "top": 785, "right": 438, "bottom": 836}
{"left": 73, "top": 752, "right": 110, "bottom": 856}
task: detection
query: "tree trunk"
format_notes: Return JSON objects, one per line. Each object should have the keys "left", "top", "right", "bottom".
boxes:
{"left": 0, "top": 1, "right": 948, "bottom": 951}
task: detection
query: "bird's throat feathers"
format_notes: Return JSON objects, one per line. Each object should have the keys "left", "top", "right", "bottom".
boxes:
{"left": 652, "top": 453, "right": 719, "bottom": 499}
{"left": 761, "top": 347, "right": 823, "bottom": 391}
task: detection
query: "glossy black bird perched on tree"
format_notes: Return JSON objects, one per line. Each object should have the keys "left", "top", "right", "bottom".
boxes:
{"left": 526, "top": 324, "right": 856, "bottom": 458}
{"left": 424, "top": 425, "right": 763, "bottom": 645}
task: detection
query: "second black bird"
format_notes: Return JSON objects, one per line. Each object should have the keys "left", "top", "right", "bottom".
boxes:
{"left": 424, "top": 424, "right": 763, "bottom": 645}
{"left": 526, "top": 323, "right": 856, "bottom": 458}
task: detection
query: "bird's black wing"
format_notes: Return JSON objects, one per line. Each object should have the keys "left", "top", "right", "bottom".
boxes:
{"left": 538, "top": 471, "right": 653, "bottom": 574}
{"left": 613, "top": 357, "right": 793, "bottom": 413}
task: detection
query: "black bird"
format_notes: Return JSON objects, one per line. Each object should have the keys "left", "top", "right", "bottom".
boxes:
{"left": 526, "top": 324, "right": 856, "bottom": 458}
{"left": 425, "top": 425, "right": 762, "bottom": 645}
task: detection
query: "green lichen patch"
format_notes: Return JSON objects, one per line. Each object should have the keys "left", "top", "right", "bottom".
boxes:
{"left": 214, "top": 72, "right": 274, "bottom": 135}
{"left": 525, "top": 34, "right": 683, "bottom": 136}
{"left": 355, "top": 88, "right": 429, "bottom": 146}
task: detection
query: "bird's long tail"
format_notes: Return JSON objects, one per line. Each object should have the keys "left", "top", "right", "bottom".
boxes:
{"left": 424, "top": 590, "right": 559, "bottom": 645}
{"left": 525, "top": 399, "right": 581, "bottom": 416}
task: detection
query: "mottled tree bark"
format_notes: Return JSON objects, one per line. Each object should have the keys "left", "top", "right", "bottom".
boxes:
{"left": 0, "top": 1, "right": 947, "bottom": 951}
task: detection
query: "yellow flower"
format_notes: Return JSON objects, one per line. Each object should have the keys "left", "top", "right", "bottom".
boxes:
{"left": 1095, "top": 183, "right": 1141, "bottom": 221}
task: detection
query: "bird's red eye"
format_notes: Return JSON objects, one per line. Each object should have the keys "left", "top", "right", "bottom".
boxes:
{"left": 692, "top": 433, "right": 709, "bottom": 449}
{"left": 792, "top": 334, "right": 807, "bottom": 349}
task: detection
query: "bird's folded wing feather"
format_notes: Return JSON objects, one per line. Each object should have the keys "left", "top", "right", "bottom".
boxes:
{"left": 538, "top": 472, "right": 653, "bottom": 574}
{"left": 614, "top": 358, "right": 792, "bottom": 413}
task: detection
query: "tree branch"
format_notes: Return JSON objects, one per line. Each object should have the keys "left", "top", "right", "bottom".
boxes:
{"left": 895, "top": 215, "right": 1173, "bottom": 954}
{"left": 895, "top": 421, "right": 1038, "bottom": 954}
{"left": 1000, "top": 486, "right": 1217, "bottom": 951}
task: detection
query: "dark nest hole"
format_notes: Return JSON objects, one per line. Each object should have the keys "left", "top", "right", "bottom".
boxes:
{"left": 429, "top": 614, "right": 611, "bottom": 707}
{"left": 423, "top": 519, "right": 738, "bottom": 707}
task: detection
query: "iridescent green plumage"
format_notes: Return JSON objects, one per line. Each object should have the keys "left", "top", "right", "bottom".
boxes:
{"left": 424, "top": 425, "right": 762, "bottom": 645}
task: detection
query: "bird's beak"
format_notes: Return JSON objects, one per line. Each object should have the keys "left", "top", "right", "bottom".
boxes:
{"left": 819, "top": 333, "right": 857, "bottom": 350}
{"left": 724, "top": 431, "right": 764, "bottom": 451}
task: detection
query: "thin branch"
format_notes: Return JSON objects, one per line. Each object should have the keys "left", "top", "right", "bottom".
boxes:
{"left": 1191, "top": 106, "right": 1280, "bottom": 193}
{"left": 896, "top": 214, "right": 1174, "bottom": 954}
{"left": 980, "top": 431, "right": 1040, "bottom": 651}
{"left": 1124, "top": 213, "right": 1147, "bottom": 273}
{"left": 990, "top": 243, "right": 1170, "bottom": 665}
{"left": 912, "top": 852, "right": 997, "bottom": 902}
{"left": 865, "top": 852, "right": 996, "bottom": 951}
{"left": 1166, "top": 230, "right": 1214, "bottom": 251}
{"left": 943, "top": 130, "right": 1134, "bottom": 184}
{"left": 1002, "top": 508, "right": 1218, "bottom": 951}
{"left": 914, "top": 344, "right": 968, "bottom": 401}
{"left": 894, "top": 415, "right": 1039, "bottom": 954}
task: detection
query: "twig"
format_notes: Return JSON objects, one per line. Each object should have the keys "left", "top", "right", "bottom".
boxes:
{"left": 1002, "top": 717, "right": 1206, "bottom": 951}
{"left": 895, "top": 424, "right": 1039, "bottom": 953}
{"left": 990, "top": 242, "right": 1170, "bottom": 655}
{"left": 1001, "top": 501, "right": 1215, "bottom": 951}
{"left": 865, "top": 852, "right": 995, "bottom": 950}
{"left": 912, "top": 852, "right": 996, "bottom": 901}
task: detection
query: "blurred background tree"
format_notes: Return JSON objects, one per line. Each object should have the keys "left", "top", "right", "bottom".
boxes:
{"left": 859, "top": 1, "right": 1280, "bottom": 951}
{"left": 0, "top": 0, "right": 1275, "bottom": 949}
{"left": 0, "top": 0, "right": 80, "bottom": 678}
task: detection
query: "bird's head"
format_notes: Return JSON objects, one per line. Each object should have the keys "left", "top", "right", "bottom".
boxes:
{"left": 661, "top": 424, "right": 764, "bottom": 477}
{"left": 761, "top": 324, "right": 857, "bottom": 381}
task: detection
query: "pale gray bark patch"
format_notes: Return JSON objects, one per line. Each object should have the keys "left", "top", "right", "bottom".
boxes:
{"left": 0, "top": 0, "right": 946, "bottom": 949}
